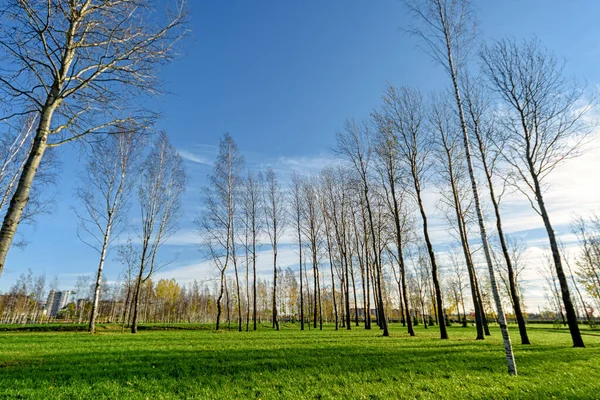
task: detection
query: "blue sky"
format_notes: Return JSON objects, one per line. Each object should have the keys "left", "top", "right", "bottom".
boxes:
{"left": 2, "top": 1, "right": 600, "bottom": 309}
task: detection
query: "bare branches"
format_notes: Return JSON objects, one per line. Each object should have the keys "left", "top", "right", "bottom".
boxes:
{"left": 480, "top": 38, "right": 596, "bottom": 196}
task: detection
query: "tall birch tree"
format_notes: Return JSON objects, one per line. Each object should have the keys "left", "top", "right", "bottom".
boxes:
{"left": 75, "top": 131, "right": 143, "bottom": 333}
{"left": 405, "top": 0, "right": 517, "bottom": 374}
{"left": 0, "top": 0, "right": 187, "bottom": 274}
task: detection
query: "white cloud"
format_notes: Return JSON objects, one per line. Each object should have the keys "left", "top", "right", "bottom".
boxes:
{"left": 178, "top": 149, "right": 214, "bottom": 166}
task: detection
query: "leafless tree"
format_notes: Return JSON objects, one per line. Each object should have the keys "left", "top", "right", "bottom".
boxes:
{"left": 430, "top": 93, "right": 487, "bottom": 339}
{"left": 0, "top": 0, "right": 188, "bottom": 274}
{"left": 460, "top": 75, "right": 531, "bottom": 344}
{"left": 335, "top": 119, "right": 388, "bottom": 336}
{"left": 377, "top": 85, "right": 447, "bottom": 339}
{"left": 261, "top": 168, "right": 286, "bottom": 331}
{"left": 289, "top": 172, "right": 306, "bottom": 330}
{"left": 302, "top": 175, "right": 324, "bottom": 330}
{"left": 319, "top": 169, "right": 341, "bottom": 330}
{"left": 75, "top": 130, "right": 144, "bottom": 332}
{"left": 405, "top": 0, "right": 517, "bottom": 373}
{"left": 243, "top": 172, "right": 262, "bottom": 331}
{"left": 131, "top": 132, "right": 185, "bottom": 333}
{"left": 481, "top": 38, "right": 596, "bottom": 347}
{"left": 200, "top": 134, "right": 244, "bottom": 331}
{"left": 372, "top": 116, "right": 415, "bottom": 336}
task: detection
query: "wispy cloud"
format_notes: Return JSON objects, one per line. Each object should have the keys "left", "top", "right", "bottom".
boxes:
{"left": 178, "top": 149, "right": 214, "bottom": 166}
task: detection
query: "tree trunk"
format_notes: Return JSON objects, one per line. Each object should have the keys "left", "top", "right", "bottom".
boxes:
{"left": 390, "top": 191, "right": 414, "bottom": 336}
{"left": 89, "top": 227, "right": 111, "bottom": 333}
{"left": 364, "top": 191, "right": 388, "bottom": 336}
{"left": 414, "top": 183, "right": 448, "bottom": 339}
{"left": 532, "top": 171, "right": 584, "bottom": 347}
{"left": 328, "top": 246, "right": 339, "bottom": 330}
{"left": 298, "top": 227, "right": 304, "bottom": 331}
{"left": 0, "top": 105, "right": 55, "bottom": 275}
{"left": 216, "top": 269, "right": 225, "bottom": 330}
{"left": 130, "top": 278, "right": 143, "bottom": 334}
{"left": 470, "top": 118, "right": 530, "bottom": 344}
{"left": 434, "top": 14, "right": 516, "bottom": 373}
{"left": 272, "top": 244, "right": 279, "bottom": 331}
{"left": 253, "top": 232, "right": 257, "bottom": 331}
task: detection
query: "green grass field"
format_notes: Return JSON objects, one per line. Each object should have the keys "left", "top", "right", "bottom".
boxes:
{"left": 1, "top": 323, "right": 599, "bottom": 399}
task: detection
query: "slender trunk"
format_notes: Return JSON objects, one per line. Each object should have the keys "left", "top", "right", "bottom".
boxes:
{"left": 428, "top": 275, "right": 438, "bottom": 325}
{"left": 390, "top": 185, "right": 414, "bottom": 335}
{"left": 359, "top": 246, "right": 368, "bottom": 328}
{"left": 297, "top": 226, "right": 304, "bottom": 331}
{"left": 414, "top": 182, "right": 447, "bottom": 339}
{"left": 131, "top": 243, "right": 149, "bottom": 334}
{"left": 225, "top": 277, "right": 231, "bottom": 330}
{"left": 327, "top": 243, "right": 339, "bottom": 330}
{"left": 0, "top": 106, "right": 54, "bottom": 275}
{"left": 253, "top": 231, "right": 257, "bottom": 331}
{"left": 469, "top": 112, "right": 530, "bottom": 345}
{"left": 365, "top": 247, "right": 372, "bottom": 330}
{"left": 216, "top": 269, "right": 225, "bottom": 330}
{"left": 532, "top": 171, "right": 584, "bottom": 347}
{"left": 350, "top": 257, "right": 359, "bottom": 326}
{"left": 232, "top": 237, "right": 242, "bottom": 332}
{"left": 89, "top": 227, "right": 111, "bottom": 333}
{"left": 317, "top": 265, "right": 323, "bottom": 330}
{"left": 344, "top": 244, "right": 351, "bottom": 330}
{"left": 438, "top": 9, "right": 516, "bottom": 374}
{"left": 323, "top": 213, "right": 339, "bottom": 330}
{"left": 273, "top": 244, "right": 279, "bottom": 330}
{"left": 313, "top": 255, "right": 318, "bottom": 329}
{"left": 131, "top": 278, "right": 143, "bottom": 334}
{"left": 364, "top": 191, "right": 388, "bottom": 336}
{"left": 441, "top": 137, "right": 485, "bottom": 339}
{"left": 245, "top": 222, "right": 250, "bottom": 332}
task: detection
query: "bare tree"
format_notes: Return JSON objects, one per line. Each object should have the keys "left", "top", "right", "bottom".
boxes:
{"left": 303, "top": 175, "right": 324, "bottom": 330}
{"left": 261, "top": 168, "right": 286, "bottom": 331}
{"left": 377, "top": 85, "right": 447, "bottom": 339}
{"left": 335, "top": 119, "right": 388, "bottom": 336}
{"left": 372, "top": 117, "right": 415, "bottom": 336}
{"left": 405, "top": 0, "right": 517, "bottom": 373}
{"left": 200, "top": 134, "right": 244, "bottom": 331}
{"left": 75, "top": 130, "right": 143, "bottom": 333}
{"left": 481, "top": 38, "right": 595, "bottom": 347}
{"left": 289, "top": 172, "right": 306, "bottom": 330}
{"left": 430, "top": 94, "right": 486, "bottom": 339}
{"left": 243, "top": 172, "right": 262, "bottom": 331}
{"left": 131, "top": 132, "right": 185, "bottom": 333}
{"left": 0, "top": 0, "right": 187, "bottom": 274}
{"left": 318, "top": 169, "right": 339, "bottom": 329}
{"left": 460, "top": 75, "right": 530, "bottom": 344}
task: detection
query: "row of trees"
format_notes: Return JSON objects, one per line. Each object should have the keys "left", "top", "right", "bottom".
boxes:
{"left": 192, "top": 0, "right": 597, "bottom": 377}
{"left": 0, "top": 0, "right": 598, "bottom": 379}
{"left": 0, "top": 0, "right": 189, "bottom": 334}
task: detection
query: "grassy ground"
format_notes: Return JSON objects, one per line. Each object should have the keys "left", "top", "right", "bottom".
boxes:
{"left": 0, "top": 323, "right": 599, "bottom": 399}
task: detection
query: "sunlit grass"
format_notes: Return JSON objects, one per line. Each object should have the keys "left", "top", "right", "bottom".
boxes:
{"left": 0, "top": 323, "right": 598, "bottom": 399}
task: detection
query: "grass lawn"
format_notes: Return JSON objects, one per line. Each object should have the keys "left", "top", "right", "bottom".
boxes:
{"left": 0, "top": 323, "right": 599, "bottom": 399}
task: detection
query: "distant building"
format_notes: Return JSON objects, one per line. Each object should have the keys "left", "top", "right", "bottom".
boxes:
{"left": 46, "top": 290, "right": 70, "bottom": 317}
